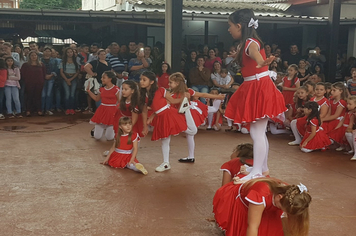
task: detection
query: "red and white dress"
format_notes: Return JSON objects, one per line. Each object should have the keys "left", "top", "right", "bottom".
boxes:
{"left": 324, "top": 99, "right": 347, "bottom": 133}
{"left": 215, "top": 181, "right": 284, "bottom": 236}
{"left": 108, "top": 132, "right": 140, "bottom": 168}
{"left": 90, "top": 85, "right": 120, "bottom": 126}
{"left": 113, "top": 102, "right": 144, "bottom": 137}
{"left": 301, "top": 118, "right": 332, "bottom": 151}
{"left": 150, "top": 87, "right": 187, "bottom": 141}
{"left": 282, "top": 76, "right": 300, "bottom": 106}
{"left": 224, "top": 38, "right": 286, "bottom": 124}
{"left": 171, "top": 88, "right": 208, "bottom": 127}
{"left": 328, "top": 111, "right": 353, "bottom": 144}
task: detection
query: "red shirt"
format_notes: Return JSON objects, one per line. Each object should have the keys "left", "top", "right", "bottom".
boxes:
{"left": 0, "top": 69, "right": 7, "bottom": 87}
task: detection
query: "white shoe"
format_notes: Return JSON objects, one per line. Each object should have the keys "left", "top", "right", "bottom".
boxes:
{"left": 336, "top": 147, "right": 344, "bottom": 151}
{"left": 350, "top": 156, "right": 356, "bottom": 161}
{"left": 103, "top": 150, "right": 110, "bottom": 156}
{"left": 135, "top": 163, "right": 148, "bottom": 175}
{"left": 46, "top": 111, "right": 54, "bottom": 116}
{"left": 155, "top": 162, "right": 171, "bottom": 172}
{"left": 0, "top": 114, "right": 5, "bottom": 120}
{"left": 241, "top": 127, "right": 249, "bottom": 134}
{"left": 288, "top": 141, "right": 300, "bottom": 146}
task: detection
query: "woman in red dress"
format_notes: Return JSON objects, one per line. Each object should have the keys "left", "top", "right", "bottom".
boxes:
{"left": 282, "top": 64, "right": 300, "bottom": 106}
{"left": 224, "top": 9, "right": 286, "bottom": 181}
{"left": 88, "top": 71, "right": 120, "bottom": 141}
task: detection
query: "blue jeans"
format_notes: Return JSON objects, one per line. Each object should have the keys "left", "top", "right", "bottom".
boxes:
{"left": 4, "top": 86, "right": 21, "bottom": 114}
{"left": 0, "top": 87, "right": 4, "bottom": 114}
{"left": 62, "top": 79, "right": 77, "bottom": 110}
{"left": 41, "top": 79, "right": 54, "bottom": 111}
{"left": 191, "top": 85, "right": 209, "bottom": 104}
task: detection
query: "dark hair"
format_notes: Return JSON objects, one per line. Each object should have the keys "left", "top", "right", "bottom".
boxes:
{"left": 304, "top": 81, "right": 316, "bottom": 91}
{"left": 209, "top": 88, "right": 219, "bottom": 106}
{"left": 4, "top": 57, "right": 15, "bottom": 69}
{"left": 158, "top": 62, "right": 171, "bottom": 77}
{"left": 304, "top": 101, "right": 321, "bottom": 126}
{"left": 91, "top": 43, "right": 100, "bottom": 47}
{"left": 29, "top": 41, "right": 37, "bottom": 46}
{"left": 221, "top": 68, "right": 228, "bottom": 74}
{"left": 62, "top": 47, "right": 78, "bottom": 72}
{"left": 102, "top": 71, "right": 117, "bottom": 85}
{"left": 324, "top": 82, "right": 332, "bottom": 98}
{"left": 13, "top": 44, "right": 25, "bottom": 61}
{"left": 288, "top": 64, "right": 299, "bottom": 87}
{"left": 233, "top": 143, "right": 253, "bottom": 164}
{"left": 296, "top": 86, "right": 311, "bottom": 109}
{"left": 315, "top": 82, "right": 327, "bottom": 95}
{"left": 120, "top": 80, "right": 140, "bottom": 113}
{"left": 196, "top": 55, "right": 205, "bottom": 62}
{"left": 228, "top": 9, "right": 264, "bottom": 67}
{"left": 80, "top": 44, "right": 89, "bottom": 48}
{"left": 43, "top": 47, "right": 52, "bottom": 52}
{"left": 139, "top": 71, "right": 158, "bottom": 107}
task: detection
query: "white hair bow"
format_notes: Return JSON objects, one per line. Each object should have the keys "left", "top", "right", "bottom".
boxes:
{"left": 297, "top": 183, "right": 308, "bottom": 194}
{"left": 248, "top": 18, "right": 259, "bottom": 29}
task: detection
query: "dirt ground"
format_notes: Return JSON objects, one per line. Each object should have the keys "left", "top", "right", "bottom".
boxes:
{"left": 1, "top": 114, "right": 355, "bottom": 236}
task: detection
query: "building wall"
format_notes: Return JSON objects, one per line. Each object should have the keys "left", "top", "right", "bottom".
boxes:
{"left": 300, "top": 2, "right": 356, "bottom": 18}
{"left": 82, "top": 0, "right": 117, "bottom": 11}
{"left": 0, "top": 0, "right": 17, "bottom": 8}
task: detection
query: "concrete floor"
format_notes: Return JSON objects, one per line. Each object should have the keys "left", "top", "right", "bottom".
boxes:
{"left": 0, "top": 114, "right": 355, "bottom": 236}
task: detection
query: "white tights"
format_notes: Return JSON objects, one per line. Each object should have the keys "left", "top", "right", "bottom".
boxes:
{"left": 241, "top": 118, "right": 269, "bottom": 181}
{"left": 345, "top": 132, "right": 354, "bottom": 152}
{"left": 207, "top": 100, "right": 222, "bottom": 128}
{"left": 126, "top": 163, "right": 140, "bottom": 172}
{"left": 161, "top": 136, "right": 171, "bottom": 163}
{"left": 184, "top": 109, "right": 198, "bottom": 159}
{"left": 94, "top": 124, "right": 115, "bottom": 141}
{"left": 269, "top": 122, "right": 290, "bottom": 134}
{"left": 290, "top": 119, "right": 302, "bottom": 144}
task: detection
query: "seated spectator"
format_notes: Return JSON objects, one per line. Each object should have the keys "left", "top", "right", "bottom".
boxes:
{"left": 211, "top": 61, "right": 233, "bottom": 90}
{"left": 156, "top": 62, "right": 171, "bottom": 89}
{"left": 297, "top": 59, "right": 312, "bottom": 85}
{"left": 269, "top": 60, "right": 282, "bottom": 72}
{"left": 347, "top": 70, "right": 356, "bottom": 96}
{"left": 283, "top": 44, "right": 302, "bottom": 69}
{"left": 184, "top": 50, "right": 197, "bottom": 86}
{"left": 128, "top": 48, "right": 150, "bottom": 83}
{"left": 307, "top": 46, "right": 326, "bottom": 70}
{"left": 204, "top": 48, "right": 222, "bottom": 72}
{"left": 189, "top": 55, "right": 212, "bottom": 104}
{"left": 264, "top": 44, "right": 272, "bottom": 58}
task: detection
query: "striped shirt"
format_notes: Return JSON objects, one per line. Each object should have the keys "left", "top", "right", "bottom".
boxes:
{"left": 106, "top": 53, "right": 128, "bottom": 73}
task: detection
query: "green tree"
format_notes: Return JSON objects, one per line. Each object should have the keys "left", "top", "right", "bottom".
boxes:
{"left": 20, "top": 0, "right": 81, "bottom": 10}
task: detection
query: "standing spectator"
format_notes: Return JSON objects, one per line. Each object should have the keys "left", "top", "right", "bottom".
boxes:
{"left": 189, "top": 55, "right": 212, "bottom": 104}
{"left": 128, "top": 49, "right": 150, "bottom": 83}
{"left": 184, "top": 50, "right": 197, "bottom": 86}
{"left": 283, "top": 44, "right": 302, "bottom": 69}
{"left": 13, "top": 44, "right": 27, "bottom": 112}
{"left": 0, "top": 59, "right": 7, "bottom": 119}
{"left": 1, "top": 42, "right": 20, "bottom": 67}
{"left": 52, "top": 48, "right": 63, "bottom": 112}
{"left": 127, "top": 41, "right": 137, "bottom": 61}
{"left": 106, "top": 42, "right": 127, "bottom": 86}
{"left": 41, "top": 47, "right": 59, "bottom": 115}
{"left": 264, "top": 44, "right": 272, "bottom": 58}
{"left": 297, "top": 59, "right": 312, "bottom": 85}
{"left": 23, "top": 47, "right": 30, "bottom": 58}
{"left": 20, "top": 51, "right": 46, "bottom": 116}
{"left": 59, "top": 48, "right": 79, "bottom": 115}
{"left": 13, "top": 44, "right": 26, "bottom": 68}
{"left": 28, "top": 41, "right": 42, "bottom": 58}
{"left": 88, "top": 43, "right": 99, "bottom": 63}
{"left": 144, "top": 46, "right": 153, "bottom": 65}
{"left": 204, "top": 48, "right": 222, "bottom": 72}
{"left": 77, "top": 44, "right": 89, "bottom": 73}
{"left": 119, "top": 44, "right": 128, "bottom": 59}
{"left": 156, "top": 62, "right": 171, "bottom": 89}
{"left": 4, "top": 57, "right": 21, "bottom": 118}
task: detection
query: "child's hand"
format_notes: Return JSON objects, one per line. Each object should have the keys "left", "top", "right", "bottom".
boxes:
{"left": 346, "top": 128, "right": 353, "bottom": 133}
{"left": 256, "top": 56, "right": 275, "bottom": 68}
{"left": 184, "top": 92, "right": 191, "bottom": 99}
{"left": 147, "top": 116, "right": 154, "bottom": 125}
{"left": 301, "top": 141, "right": 308, "bottom": 148}
{"left": 142, "top": 126, "right": 148, "bottom": 136}
{"left": 101, "top": 158, "right": 109, "bottom": 165}
{"left": 217, "top": 94, "right": 226, "bottom": 100}
{"left": 240, "top": 166, "right": 249, "bottom": 175}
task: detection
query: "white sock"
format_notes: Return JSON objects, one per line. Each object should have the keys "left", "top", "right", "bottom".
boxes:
{"left": 227, "top": 119, "right": 233, "bottom": 127}
{"left": 94, "top": 124, "right": 105, "bottom": 140}
{"left": 161, "top": 136, "right": 171, "bottom": 163}
{"left": 105, "top": 126, "right": 115, "bottom": 140}
{"left": 301, "top": 148, "right": 313, "bottom": 153}
{"left": 184, "top": 109, "right": 198, "bottom": 136}
{"left": 262, "top": 133, "right": 269, "bottom": 173}
{"left": 269, "top": 123, "right": 290, "bottom": 134}
{"left": 241, "top": 118, "right": 268, "bottom": 181}
{"left": 186, "top": 134, "right": 195, "bottom": 159}
{"left": 126, "top": 163, "right": 139, "bottom": 172}
{"left": 290, "top": 119, "right": 302, "bottom": 144}
{"left": 345, "top": 132, "right": 354, "bottom": 152}
{"left": 207, "top": 112, "right": 214, "bottom": 128}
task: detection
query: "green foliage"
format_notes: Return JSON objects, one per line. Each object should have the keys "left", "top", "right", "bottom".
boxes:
{"left": 20, "top": 0, "right": 81, "bottom": 10}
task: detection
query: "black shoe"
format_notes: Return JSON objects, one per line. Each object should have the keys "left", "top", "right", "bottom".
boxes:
{"left": 90, "top": 128, "right": 94, "bottom": 137}
{"left": 206, "top": 128, "right": 213, "bottom": 130}
{"left": 178, "top": 157, "right": 195, "bottom": 163}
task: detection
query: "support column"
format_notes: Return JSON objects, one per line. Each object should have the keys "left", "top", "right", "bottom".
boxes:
{"left": 327, "top": 0, "right": 341, "bottom": 82}
{"left": 204, "top": 21, "right": 209, "bottom": 45}
{"left": 347, "top": 27, "right": 356, "bottom": 58}
{"left": 164, "top": 0, "right": 172, "bottom": 66}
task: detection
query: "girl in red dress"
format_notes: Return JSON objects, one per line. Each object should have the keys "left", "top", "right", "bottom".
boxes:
{"left": 113, "top": 80, "right": 143, "bottom": 137}
{"left": 88, "top": 71, "right": 120, "bottom": 141}
{"left": 214, "top": 178, "right": 311, "bottom": 236}
{"left": 300, "top": 101, "right": 332, "bottom": 152}
{"left": 102, "top": 117, "right": 148, "bottom": 175}
{"left": 168, "top": 72, "right": 224, "bottom": 163}
{"left": 156, "top": 62, "right": 171, "bottom": 89}
{"left": 282, "top": 64, "right": 300, "bottom": 106}
{"left": 224, "top": 9, "right": 286, "bottom": 181}
{"left": 139, "top": 71, "right": 192, "bottom": 172}
{"left": 322, "top": 82, "right": 348, "bottom": 134}
{"left": 289, "top": 83, "right": 329, "bottom": 145}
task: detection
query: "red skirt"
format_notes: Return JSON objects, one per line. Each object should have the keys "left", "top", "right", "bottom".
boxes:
{"left": 225, "top": 76, "right": 286, "bottom": 124}
{"left": 282, "top": 90, "right": 295, "bottom": 106}
{"left": 151, "top": 107, "right": 187, "bottom": 141}
{"left": 328, "top": 126, "right": 347, "bottom": 144}
{"left": 90, "top": 105, "right": 117, "bottom": 126}
{"left": 301, "top": 130, "right": 332, "bottom": 150}
{"left": 296, "top": 116, "right": 308, "bottom": 137}
{"left": 324, "top": 119, "right": 339, "bottom": 134}
{"left": 108, "top": 152, "right": 138, "bottom": 168}
{"left": 190, "top": 101, "right": 208, "bottom": 127}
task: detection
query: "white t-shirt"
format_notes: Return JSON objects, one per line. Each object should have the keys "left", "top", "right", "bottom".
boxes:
{"left": 211, "top": 72, "right": 232, "bottom": 85}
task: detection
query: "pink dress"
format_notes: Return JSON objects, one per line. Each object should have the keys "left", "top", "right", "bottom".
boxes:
{"left": 90, "top": 86, "right": 119, "bottom": 126}
{"left": 224, "top": 38, "right": 286, "bottom": 124}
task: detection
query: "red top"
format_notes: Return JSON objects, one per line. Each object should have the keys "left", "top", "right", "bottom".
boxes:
{"left": 99, "top": 85, "right": 120, "bottom": 104}
{"left": 119, "top": 101, "right": 139, "bottom": 117}
{"left": 343, "top": 111, "right": 353, "bottom": 127}
{"left": 311, "top": 97, "right": 330, "bottom": 107}
{"left": 0, "top": 69, "right": 7, "bottom": 87}
{"left": 116, "top": 132, "right": 140, "bottom": 150}
{"left": 241, "top": 38, "right": 268, "bottom": 77}
{"left": 220, "top": 158, "right": 253, "bottom": 178}
{"left": 330, "top": 99, "right": 347, "bottom": 116}
{"left": 282, "top": 76, "right": 300, "bottom": 88}
{"left": 204, "top": 57, "right": 222, "bottom": 73}
{"left": 157, "top": 73, "right": 170, "bottom": 89}
{"left": 306, "top": 118, "right": 321, "bottom": 133}
{"left": 151, "top": 87, "right": 169, "bottom": 112}
{"left": 171, "top": 88, "right": 195, "bottom": 109}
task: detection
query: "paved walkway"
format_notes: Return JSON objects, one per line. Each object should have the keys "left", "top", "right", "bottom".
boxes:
{"left": 1, "top": 115, "right": 355, "bottom": 235}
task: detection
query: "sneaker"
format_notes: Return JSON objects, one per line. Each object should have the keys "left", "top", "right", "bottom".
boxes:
{"left": 135, "top": 163, "right": 148, "bottom": 175}
{"left": 336, "top": 147, "right": 344, "bottom": 151}
{"left": 65, "top": 109, "right": 70, "bottom": 115}
{"left": 46, "top": 111, "right": 54, "bottom": 116}
{"left": 178, "top": 157, "right": 195, "bottom": 163}
{"left": 288, "top": 141, "right": 300, "bottom": 146}
{"left": 0, "top": 114, "right": 5, "bottom": 120}
{"left": 75, "top": 108, "right": 82, "bottom": 113}
{"left": 16, "top": 114, "right": 23, "bottom": 118}
{"left": 103, "top": 150, "right": 109, "bottom": 156}
{"left": 350, "top": 156, "right": 356, "bottom": 161}
{"left": 155, "top": 162, "right": 171, "bottom": 172}
{"left": 83, "top": 109, "right": 94, "bottom": 115}
{"left": 70, "top": 109, "right": 75, "bottom": 115}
